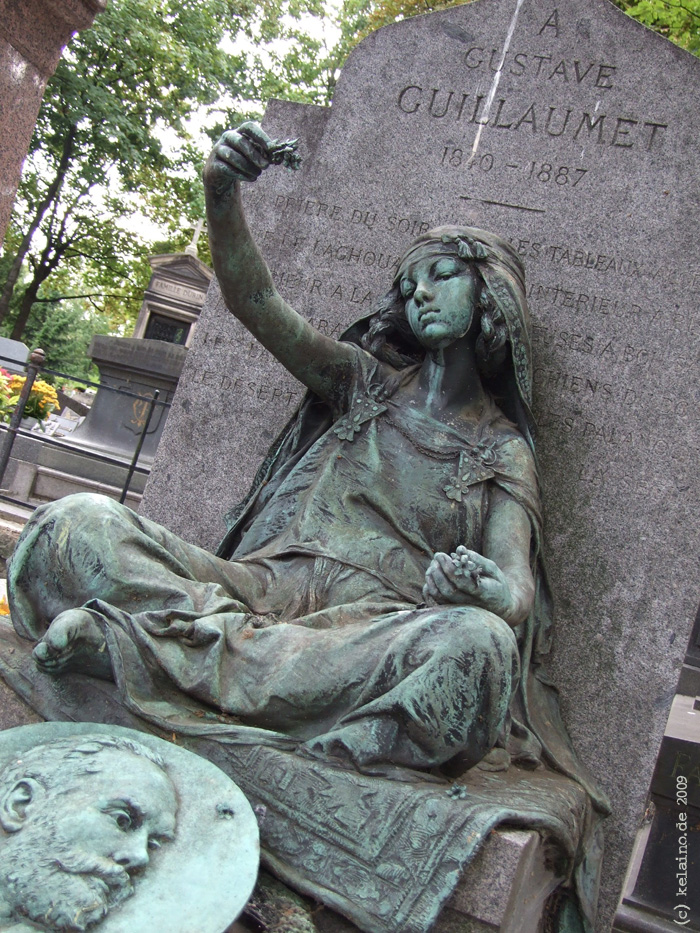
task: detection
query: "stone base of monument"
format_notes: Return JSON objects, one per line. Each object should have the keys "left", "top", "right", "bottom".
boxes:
{"left": 3, "top": 458, "right": 143, "bottom": 507}
{"left": 310, "top": 828, "right": 560, "bottom": 933}
{"left": 68, "top": 335, "right": 185, "bottom": 461}
{"left": 0, "top": 336, "right": 187, "bottom": 508}
{"left": 0, "top": 431, "right": 148, "bottom": 507}
{"left": 0, "top": 666, "right": 559, "bottom": 933}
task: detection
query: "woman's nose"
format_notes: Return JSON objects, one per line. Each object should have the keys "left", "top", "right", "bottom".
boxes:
{"left": 413, "top": 280, "right": 434, "bottom": 305}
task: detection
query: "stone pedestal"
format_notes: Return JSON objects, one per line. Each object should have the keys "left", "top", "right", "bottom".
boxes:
{"left": 69, "top": 335, "right": 185, "bottom": 462}
{"left": 0, "top": 0, "right": 105, "bottom": 246}
{"left": 0, "top": 661, "right": 565, "bottom": 933}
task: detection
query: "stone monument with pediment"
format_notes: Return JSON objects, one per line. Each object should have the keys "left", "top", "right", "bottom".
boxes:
{"left": 132, "top": 230, "right": 213, "bottom": 347}
{"left": 67, "top": 239, "right": 213, "bottom": 460}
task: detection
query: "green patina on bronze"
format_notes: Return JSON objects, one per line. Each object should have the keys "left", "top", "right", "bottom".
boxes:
{"left": 0, "top": 731, "right": 176, "bottom": 931}
{"left": 0, "top": 722, "right": 259, "bottom": 932}
{"left": 0, "top": 123, "right": 609, "bottom": 933}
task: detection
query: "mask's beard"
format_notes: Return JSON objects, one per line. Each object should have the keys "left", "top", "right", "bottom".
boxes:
{"left": 2, "top": 835, "right": 134, "bottom": 931}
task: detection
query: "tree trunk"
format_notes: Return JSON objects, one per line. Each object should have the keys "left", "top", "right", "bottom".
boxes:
{"left": 0, "top": 125, "right": 76, "bottom": 326}
{"left": 10, "top": 274, "right": 48, "bottom": 341}
{"left": 9, "top": 231, "right": 66, "bottom": 340}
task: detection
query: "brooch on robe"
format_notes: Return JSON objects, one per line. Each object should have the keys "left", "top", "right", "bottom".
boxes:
{"left": 334, "top": 395, "right": 388, "bottom": 441}
{"left": 444, "top": 440, "right": 500, "bottom": 501}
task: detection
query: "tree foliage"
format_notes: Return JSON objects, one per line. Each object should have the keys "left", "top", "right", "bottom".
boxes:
{"left": 336, "top": 0, "right": 700, "bottom": 54}
{"left": 615, "top": 0, "right": 700, "bottom": 54}
{"left": 4, "top": 0, "right": 697, "bottom": 373}
{"left": 0, "top": 0, "right": 329, "bottom": 364}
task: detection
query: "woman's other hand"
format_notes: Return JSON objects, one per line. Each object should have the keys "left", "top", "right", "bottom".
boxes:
{"left": 423, "top": 546, "right": 515, "bottom": 621}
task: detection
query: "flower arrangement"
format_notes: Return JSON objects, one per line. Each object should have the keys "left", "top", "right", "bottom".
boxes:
{"left": 0, "top": 368, "right": 58, "bottom": 423}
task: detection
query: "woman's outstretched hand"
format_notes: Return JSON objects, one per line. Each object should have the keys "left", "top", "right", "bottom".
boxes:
{"left": 203, "top": 122, "right": 300, "bottom": 205}
{"left": 423, "top": 546, "right": 515, "bottom": 619}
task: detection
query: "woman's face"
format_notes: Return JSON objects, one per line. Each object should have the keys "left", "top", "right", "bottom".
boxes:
{"left": 400, "top": 254, "right": 478, "bottom": 351}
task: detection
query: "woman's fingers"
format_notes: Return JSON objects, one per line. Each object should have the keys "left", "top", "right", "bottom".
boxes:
{"left": 425, "top": 559, "right": 458, "bottom": 601}
{"left": 455, "top": 549, "right": 501, "bottom": 580}
{"left": 214, "top": 143, "right": 261, "bottom": 181}
{"left": 426, "top": 550, "right": 507, "bottom": 606}
{"left": 213, "top": 125, "right": 276, "bottom": 181}
{"left": 237, "top": 121, "right": 275, "bottom": 153}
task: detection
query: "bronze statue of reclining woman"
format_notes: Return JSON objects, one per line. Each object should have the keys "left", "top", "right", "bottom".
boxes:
{"left": 4, "top": 123, "right": 609, "bottom": 930}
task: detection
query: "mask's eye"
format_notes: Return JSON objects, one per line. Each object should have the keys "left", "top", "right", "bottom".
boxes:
{"left": 113, "top": 809, "right": 132, "bottom": 831}
{"left": 400, "top": 279, "right": 415, "bottom": 299}
{"left": 148, "top": 838, "right": 161, "bottom": 851}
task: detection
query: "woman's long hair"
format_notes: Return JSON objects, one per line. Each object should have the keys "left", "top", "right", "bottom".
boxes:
{"left": 355, "top": 226, "right": 533, "bottom": 441}
{"left": 359, "top": 261, "right": 508, "bottom": 380}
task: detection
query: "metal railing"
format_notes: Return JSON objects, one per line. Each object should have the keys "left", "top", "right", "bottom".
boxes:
{"left": 0, "top": 348, "right": 171, "bottom": 511}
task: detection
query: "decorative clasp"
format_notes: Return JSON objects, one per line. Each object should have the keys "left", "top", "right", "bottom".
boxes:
{"left": 334, "top": 395, "right": 387, "bottom": 441}
{"left": 444, "top": 441, "right": 500, "bottom": 501}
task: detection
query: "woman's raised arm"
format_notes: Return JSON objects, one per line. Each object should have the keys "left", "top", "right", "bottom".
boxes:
{"left": 203, "top": 124, "right": 356, "bottom": 403}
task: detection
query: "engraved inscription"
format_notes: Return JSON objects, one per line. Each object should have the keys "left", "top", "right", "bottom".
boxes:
{"left": 533, "top": 322, "right": 700, "bottom": 368}
{"left": 190, "top": 368, "right": 300, "bottom": 407}
{"left": 462, "top": 47, "right": 616, "bottom": 88}
{"left": 528, "top": 282, "right": 642, "bottom": 319}
{"left": 150, "top": 278, "right": 207, "bottom": 305}
{"left": 440, "top": 146, "right": 589, "bottom": 188}
{"left": 274, "top": 195, "right": 345, "bottom": 221}
{"left": 398, "top": 85, "right": 668, "bottom": 152}
{"left": 533, "top": 367, "right": 692, "bottom": 426}
{"left": 262, "top": 230, "right": 400, "bottom": 272}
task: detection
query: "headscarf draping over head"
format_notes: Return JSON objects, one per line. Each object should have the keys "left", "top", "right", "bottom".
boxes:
{"left": 389, "top": 226, "right": 536, "bottom": 451}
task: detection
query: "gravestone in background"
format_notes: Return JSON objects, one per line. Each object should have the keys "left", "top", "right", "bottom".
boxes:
{"left": 141, "top": 0, "right": 700, "bottom": 926}
{"left": 131, "top": 250, "right": 213, "bottom": 347}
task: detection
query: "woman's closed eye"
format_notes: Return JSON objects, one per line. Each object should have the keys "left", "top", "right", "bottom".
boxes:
{"left": 431, "top": 258, "right": 464, "bottom": 281}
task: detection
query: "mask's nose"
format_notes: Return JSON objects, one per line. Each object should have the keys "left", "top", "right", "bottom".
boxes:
{"left": 114, "top": 829, "right": 150, "bottom": 871}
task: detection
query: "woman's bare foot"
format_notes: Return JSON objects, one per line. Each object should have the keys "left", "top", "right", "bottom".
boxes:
{"left": 33, "top": 609, "right": 113, "bottom": 680}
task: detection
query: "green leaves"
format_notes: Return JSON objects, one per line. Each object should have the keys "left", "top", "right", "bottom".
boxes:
{"left": 11, "top": 0, "right": 695, "bottom": 366}
{"left": 615, "top": 0, "right": 700, "bottom": 54}
{"left": 335, "top": 0, "right": 699, "bottom": 56}
{"left": 1, "top": 0, "right": 333, "bottom": 352}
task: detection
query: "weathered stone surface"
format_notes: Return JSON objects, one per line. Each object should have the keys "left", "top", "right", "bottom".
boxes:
{"left": 69, "top": 336, "right": 185, "bottom": 461}
{"left": 0, "top": 673, "right": 41, "bottom": 728}
{"left": 0, "top": 0, "right": 105, "bottom": 245}
{"left": 0, "top": 721, "right": 260, "bottom": 932}
{"left": 131, "top": 252, "right": 213, "bottom": 346}
{"left": 140, "top": 1, "right": 700, "bottom": 927}
{"left": 0, "top": 337, "right": 29, "bottom": 374}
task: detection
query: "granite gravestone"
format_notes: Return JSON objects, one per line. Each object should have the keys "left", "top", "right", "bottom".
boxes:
{"left": 68, "top": 335, "right": 185, "bottom": 462}
{"left": 141, "top": 0, "right": 700, "bottom": 927}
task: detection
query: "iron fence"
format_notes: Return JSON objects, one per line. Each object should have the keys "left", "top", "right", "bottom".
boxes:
{"left": 0, "top": 348, "right": 171, "bottom": 511}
